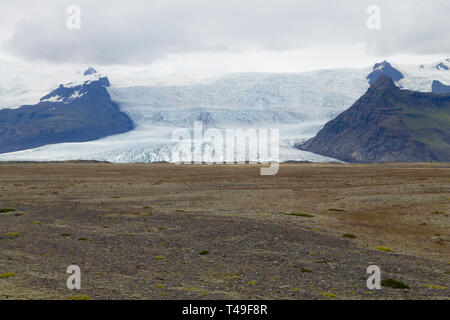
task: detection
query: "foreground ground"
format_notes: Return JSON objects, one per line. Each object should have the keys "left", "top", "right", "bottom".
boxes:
{"left": 0, "top": 162, "right": 448, "bottom": 300}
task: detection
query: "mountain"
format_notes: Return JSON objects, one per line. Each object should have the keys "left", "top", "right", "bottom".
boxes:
{"left": 435, "top": 60, "right": 450, "bottom": 70}
{"left": 0, "top": 69, "right": 134, "bottom": 154}
{"left": 1, "top": 69, "right": 366, "bottom": 163}
{"left": 299, "top": 75, "right": 450, "bottom": 163}
{"left": 367, "top": 61, "right": 404, "bottom": 85}
{"left": 432, "top": 80, "right": 450, "bottom": 94}
{"left": 83, "top": 67, "right": 98, "bottom": 76}
{"left": 1, "top": 59, "right": 450, "bottom": 163}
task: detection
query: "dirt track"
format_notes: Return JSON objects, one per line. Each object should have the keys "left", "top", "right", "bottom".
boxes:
{"left": 0, "top": 163, "right": 449, "bottom": 299}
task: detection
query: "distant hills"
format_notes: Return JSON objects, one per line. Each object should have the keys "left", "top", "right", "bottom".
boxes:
{"left": 0, "top": 69, "right": 134, "bottom": 154}
{"left": 299, "top": 75, "right": 450, "bottom": 163}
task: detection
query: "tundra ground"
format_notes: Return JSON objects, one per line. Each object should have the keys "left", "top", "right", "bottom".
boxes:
{"left": 0, "top": 163, "right": 448, "bottom": 299}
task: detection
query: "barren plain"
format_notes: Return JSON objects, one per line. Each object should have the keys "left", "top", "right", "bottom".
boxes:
{"left": 0, "top": 163, "right": 448, "bottom": 299}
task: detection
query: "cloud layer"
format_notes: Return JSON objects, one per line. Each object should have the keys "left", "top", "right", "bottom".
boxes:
{"left": 1, "top": 0, "right": 449, "bottom": 65}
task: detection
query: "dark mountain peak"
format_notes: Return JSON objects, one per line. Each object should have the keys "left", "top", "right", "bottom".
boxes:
{"left": 370, "top": 74, "right": 398, "bottom": 90}
{"left": 367, "top": 60, "right": 404, "bottom": 85}
{"left": 362, "top": 75, "right": 401, "bottom": 102}
{"left": 432, "top": 80, "right": 450, "bottom": 94}
{"left": 97, "top": 76, "right": 110, "bottom": 87}
{"left": 83, "top": 67, "right": 97, "bottom": 75}
{"left": 435, "top": 62, "right": 449, "bottom": 71}
{"left": 0, "top": 71, "right": 134, "bottom": 154}
{"left": 373, "top": 60, "right": 389, "bottom": 69}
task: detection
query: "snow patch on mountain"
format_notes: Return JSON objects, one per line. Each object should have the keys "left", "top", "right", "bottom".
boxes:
{"left": 40, "top": 95, "right": 66, "bottom": 103}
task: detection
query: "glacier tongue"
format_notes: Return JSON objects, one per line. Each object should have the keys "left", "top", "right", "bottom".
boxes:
{"left": 0, "top": 122, "right": 340, "bottom": 163}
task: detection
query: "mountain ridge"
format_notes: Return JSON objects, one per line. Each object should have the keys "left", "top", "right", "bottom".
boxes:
{"left": 299, "top": 75, "right": 450, "bottom": 163}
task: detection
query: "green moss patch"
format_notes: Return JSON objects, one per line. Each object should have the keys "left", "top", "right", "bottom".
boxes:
{"left": 328, "top": 208, "right": 346, "bottom": 212}
{"left": 0, "top": 272, "right": 16, "bottom": 279}
{"left": 6, "top": 232, "right": 19, "bottom": 237}
{"left": 320, "top": 292, "right": 338, "bottom": 299}
{"left": 376, "top": 246, "right": 394, "bottom": 253}
{"left": 69, "top": 295, "right": 90, "bottom": 300}
{"left": 424, "top": 284, "right": 446, "bottom": 290}
{"left": 315, "top": 260, "right": 328, "bottom": 264}
{"left": 184, "top": 286, "right": 201, "bottom": 291}
{"left": 0, "top": 208, "right": 16, "bottom": 213}
{"left": 381, "top": 278, "right": 409, "bottom": 289}
{"left": 281, "top": 212, "right": 315, "bottom": 218}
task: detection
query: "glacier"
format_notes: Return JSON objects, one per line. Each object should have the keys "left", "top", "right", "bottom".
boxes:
{"left": 1, "top": 59, "right": 450, "bottom": 163}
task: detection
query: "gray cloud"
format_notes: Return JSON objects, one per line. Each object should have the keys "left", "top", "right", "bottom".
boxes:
{"left": 365, "top": 0, "right": 450, "bottom": 56}
{"left": 1, "top": 0, "right": 449, "bottom": 64}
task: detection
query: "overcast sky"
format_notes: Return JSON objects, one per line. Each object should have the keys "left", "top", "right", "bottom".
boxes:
{"left": 0, "top": 0, "right": 449, "bottom": 74}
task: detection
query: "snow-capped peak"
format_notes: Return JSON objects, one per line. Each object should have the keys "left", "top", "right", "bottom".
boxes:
{"left": 435, "top": 61, "right": 449, "bottom": 71}
{"left": 83, "top": 67, "right": 97, "bottom": 76}
{"left": 63, "top": 68, "right": 107, "bottom": 89}
{"left": 373, "top": 60, "right": 389, "bottom": 71}
{"left": 367, "top": 60, "right": 404, "bottom": 85}
{"left": 39, "top": 69, "right": 109, "bottom": 104}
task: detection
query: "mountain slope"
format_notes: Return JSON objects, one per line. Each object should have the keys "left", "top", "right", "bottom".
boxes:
{"left": 432, "top": 80, "right": 450, "bottom": 94}
{"left": 299, "top": 75, "right": 450, "bottom": 163}
{"left": 0, "top": 70, "right": 134, "bottom": 154}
